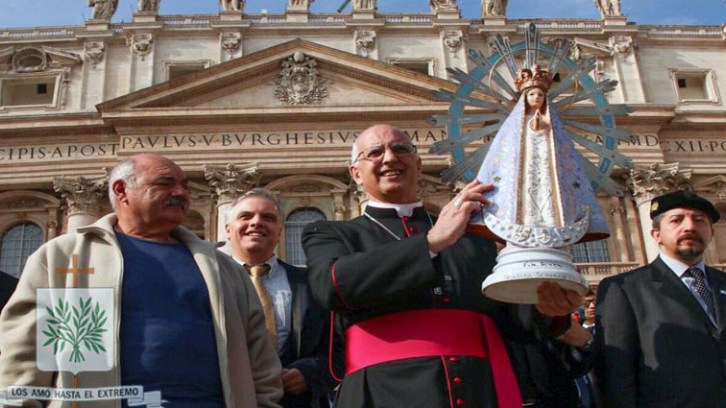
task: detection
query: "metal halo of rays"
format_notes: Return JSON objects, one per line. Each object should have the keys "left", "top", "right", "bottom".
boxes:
{"left": 429, "top": 23, "right": 634, "bottom": 195}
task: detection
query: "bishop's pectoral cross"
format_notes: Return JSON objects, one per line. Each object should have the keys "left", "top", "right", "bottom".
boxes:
{"left": 55, "top": 254, "right": 94, "bottom": 288}
{"left": 54, "top": 254, "right": 94, "bottom": 408}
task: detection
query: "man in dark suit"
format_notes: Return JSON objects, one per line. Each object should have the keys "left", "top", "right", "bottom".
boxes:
{"left": 302, "top": 124, "right": 588, "bottom": 408}
{"left": 226, "top": 188, "right": 335, "bottom": 408}
{"left": 596, "top": 190, "right": 726, "bottom": 407}
{"left": 0, "top": 269, "right": 18, "bottom": 314}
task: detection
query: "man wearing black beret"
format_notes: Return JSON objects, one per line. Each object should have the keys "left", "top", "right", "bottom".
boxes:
{"left": 595, "top": 190, "right": 726, "bottom": 407}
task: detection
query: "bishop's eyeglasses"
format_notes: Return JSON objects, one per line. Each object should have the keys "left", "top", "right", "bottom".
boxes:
{"left": 354, "top": 142, "right": 417, "bottom": 163}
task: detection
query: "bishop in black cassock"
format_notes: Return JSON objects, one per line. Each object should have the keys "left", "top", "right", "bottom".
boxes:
{"left": 302, "top": 124, "right": 589, "bottom": 408}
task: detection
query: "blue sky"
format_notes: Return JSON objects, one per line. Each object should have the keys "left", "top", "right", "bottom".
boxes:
{"left": 0, "top": 0, "right": 724, "bottom": 28}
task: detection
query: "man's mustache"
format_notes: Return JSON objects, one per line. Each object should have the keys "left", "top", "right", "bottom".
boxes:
{"left": 164, "top": 197, "right": 188, "bottom": 208}
{"left": 678, "top": 234, "right": 703, "bottom": 245}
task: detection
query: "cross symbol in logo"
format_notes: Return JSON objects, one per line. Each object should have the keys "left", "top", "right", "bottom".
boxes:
{"left": 55, "top": 254, "right": 94, "bottom": 288}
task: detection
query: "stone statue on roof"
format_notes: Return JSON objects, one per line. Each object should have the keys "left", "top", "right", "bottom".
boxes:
{"left": 220, "top": 0, "right": 244, "bottom": 12}
{"left": 482, "top": 0, "right": 508, "bottom": 17}
{"left": 353, "top": 0, "right": 376, "bottom": 11}
{"left": 288, "top": 0, "right": 314, "bottom": 7}
{"left": 88, "top": 0, "right": 118, "bottom": 20}
{"left": 137, "top": 0, "right": 160, "bottom": 12}
{"left": 430, "top": 0, "right": 458, "bottom": 12}
{"left": 595, "top": 0, "right": 622, "bottom": 17}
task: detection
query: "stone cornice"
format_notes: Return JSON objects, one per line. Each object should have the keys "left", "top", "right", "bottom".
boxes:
{"left": 0, "top": 112, "right": 109, "bottom": 138}
{"left": 98, "top": 105, "right": 454, "bottom": 127}
{"left": 2, "top": 16, "right": 722, "bottom": 44}
{"left": 95, "top": 38, "right": 465, "bottom": 112}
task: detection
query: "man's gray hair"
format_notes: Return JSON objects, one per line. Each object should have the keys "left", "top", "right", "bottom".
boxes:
{"left": 225, "top": 188, "right": 284, "bottom": 225}
{"left": 107, "top": 159, "right": 138, "bottom": 210}
{"left": 652, "top": 213, "right": 665, "bottom": 230}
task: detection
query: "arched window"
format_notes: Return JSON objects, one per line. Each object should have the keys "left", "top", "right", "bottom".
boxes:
{"left": 285, "top": 207, "right": 326, "bottom": 266}
{"left": 572, "top": 240, "right": 611, "bottom": 264}
{"left": 0, "top": 222, "right": 43, "bottom": 278}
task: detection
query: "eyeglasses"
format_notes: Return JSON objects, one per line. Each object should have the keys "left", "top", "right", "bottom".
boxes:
{"left": 355, "top": 142, "right": 417, "bottom": 163}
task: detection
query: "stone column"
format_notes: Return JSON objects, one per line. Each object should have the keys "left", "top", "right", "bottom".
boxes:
{"left": 204, "top": 163, "right": 261, "bottom": 242}
{"left": 606, "top": 35, "right": 645, "bottom": 103}
{"left": 46, "top": 220, "right": 59, "bottom": 240}
{"left": 127, "top": 31, "right": 157, "bottom": 91}
{"left": 332, "top": 189, "right": 347, "bottom": 221}
{"left": 53, "top": 176, "right": 107, "bottom": 232}
{"left": 608, "top": 196, "right": 629, "bottom": 262}
{"left": 46, "top": 205, "right": 60, "bottom": 240}
{"left": 627, "top": 163, "right": 692, "bottom": 262}
{"left": 623, "top": 195, "right": 646, "bottom": 265}
{"left": 352, "top": 184, "right": 367, "bottom": 218}
{"left": 440, "top": 30, "right": 467, "bottom": 73}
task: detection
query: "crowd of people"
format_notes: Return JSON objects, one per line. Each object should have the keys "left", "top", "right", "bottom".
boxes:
{"left": 0, "top": 124, "right": 724, "bottom": 407}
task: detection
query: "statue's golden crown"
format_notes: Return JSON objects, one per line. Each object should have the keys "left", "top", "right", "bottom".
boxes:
{"left": 515, "top": 64, "right": 552, "bottom": 92}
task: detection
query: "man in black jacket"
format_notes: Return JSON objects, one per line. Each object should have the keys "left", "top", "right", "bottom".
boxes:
{"left": 302, "top": 124, "right": 590, "bottom": 408}
{"left": 597, "top": 190, "right": 726, "bottom": 407}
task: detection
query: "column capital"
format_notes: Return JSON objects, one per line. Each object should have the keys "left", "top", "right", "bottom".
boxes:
{"left": 204, "top": 163, "right": 262, "bottom": 205}
{"left": 627, "top": 162, "right": 692, "bottom": 205}
{"left": 52, "top": 176, "right": 107, "bottom": 215}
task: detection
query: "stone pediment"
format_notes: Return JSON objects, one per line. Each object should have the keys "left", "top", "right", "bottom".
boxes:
{"left": 96, "top": 39, "right": 458, "bottom": 125}
{"left": 0, "top": 45, "right": 82, "bottom": 73}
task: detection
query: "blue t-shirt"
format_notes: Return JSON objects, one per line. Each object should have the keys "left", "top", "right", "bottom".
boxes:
{"left": 117, "top": 232, "right": 224, "bottom": 407}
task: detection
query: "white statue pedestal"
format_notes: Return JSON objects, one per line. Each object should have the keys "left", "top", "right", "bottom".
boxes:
{"left": 352, "top": 11, "right": 376, "bottom": 20}
{"left": 482, "top": 245, "right": 588, "bottom": 304}
{"left": 482, "top": 16, "right": 507, "bottom": 26}
{"left": 286, "top": 11, "right": 309, "bottom": 22}
{"left": 133, "top": 11, "right": 158, "bottom": 23}
{"left": 220, "top": 11, "right": 243, "bottom": 21}
{"left": 85, "top": 20, "right": 110, "bottom": 31}
{"left": 435, "top": 10, "right": 460, "bottom": 20}
{"left": 603, "top": 16, "right": 627, "bottom": 27}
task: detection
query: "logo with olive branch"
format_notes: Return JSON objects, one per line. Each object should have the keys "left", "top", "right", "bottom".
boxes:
{"left": 42, "top": 297, "right": 108, "bottom": 363}
{"left": 37, "top": 288, "right": 114, "bottom": 374}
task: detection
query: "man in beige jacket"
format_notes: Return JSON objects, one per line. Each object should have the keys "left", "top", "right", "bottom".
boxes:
{"left": 0, "top": 153, "right": 282, "bottom": 407}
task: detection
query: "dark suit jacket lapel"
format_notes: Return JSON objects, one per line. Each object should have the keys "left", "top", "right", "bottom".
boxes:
{"left": 651, "top": 257, "right": 716, "bottom": 328}
{"left": 281, "top": 261, "right": 306, "bottom": 357}
{"left": 706, "top": 266, "right": 726, "bottom": 332}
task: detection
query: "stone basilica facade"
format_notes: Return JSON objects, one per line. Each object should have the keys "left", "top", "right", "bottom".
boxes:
{"left": 0, "top": 0, "right": 724, "bottom": 285}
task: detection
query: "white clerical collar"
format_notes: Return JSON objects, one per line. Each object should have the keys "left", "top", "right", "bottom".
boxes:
{"left": 233, "top": 255, "right": 280, "bottom": 277}
{"left": 366, "top": 199, "right": 424, "bottom": 217}
{"left": 659, "top": 251, "right": 705, "bottom": 278}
